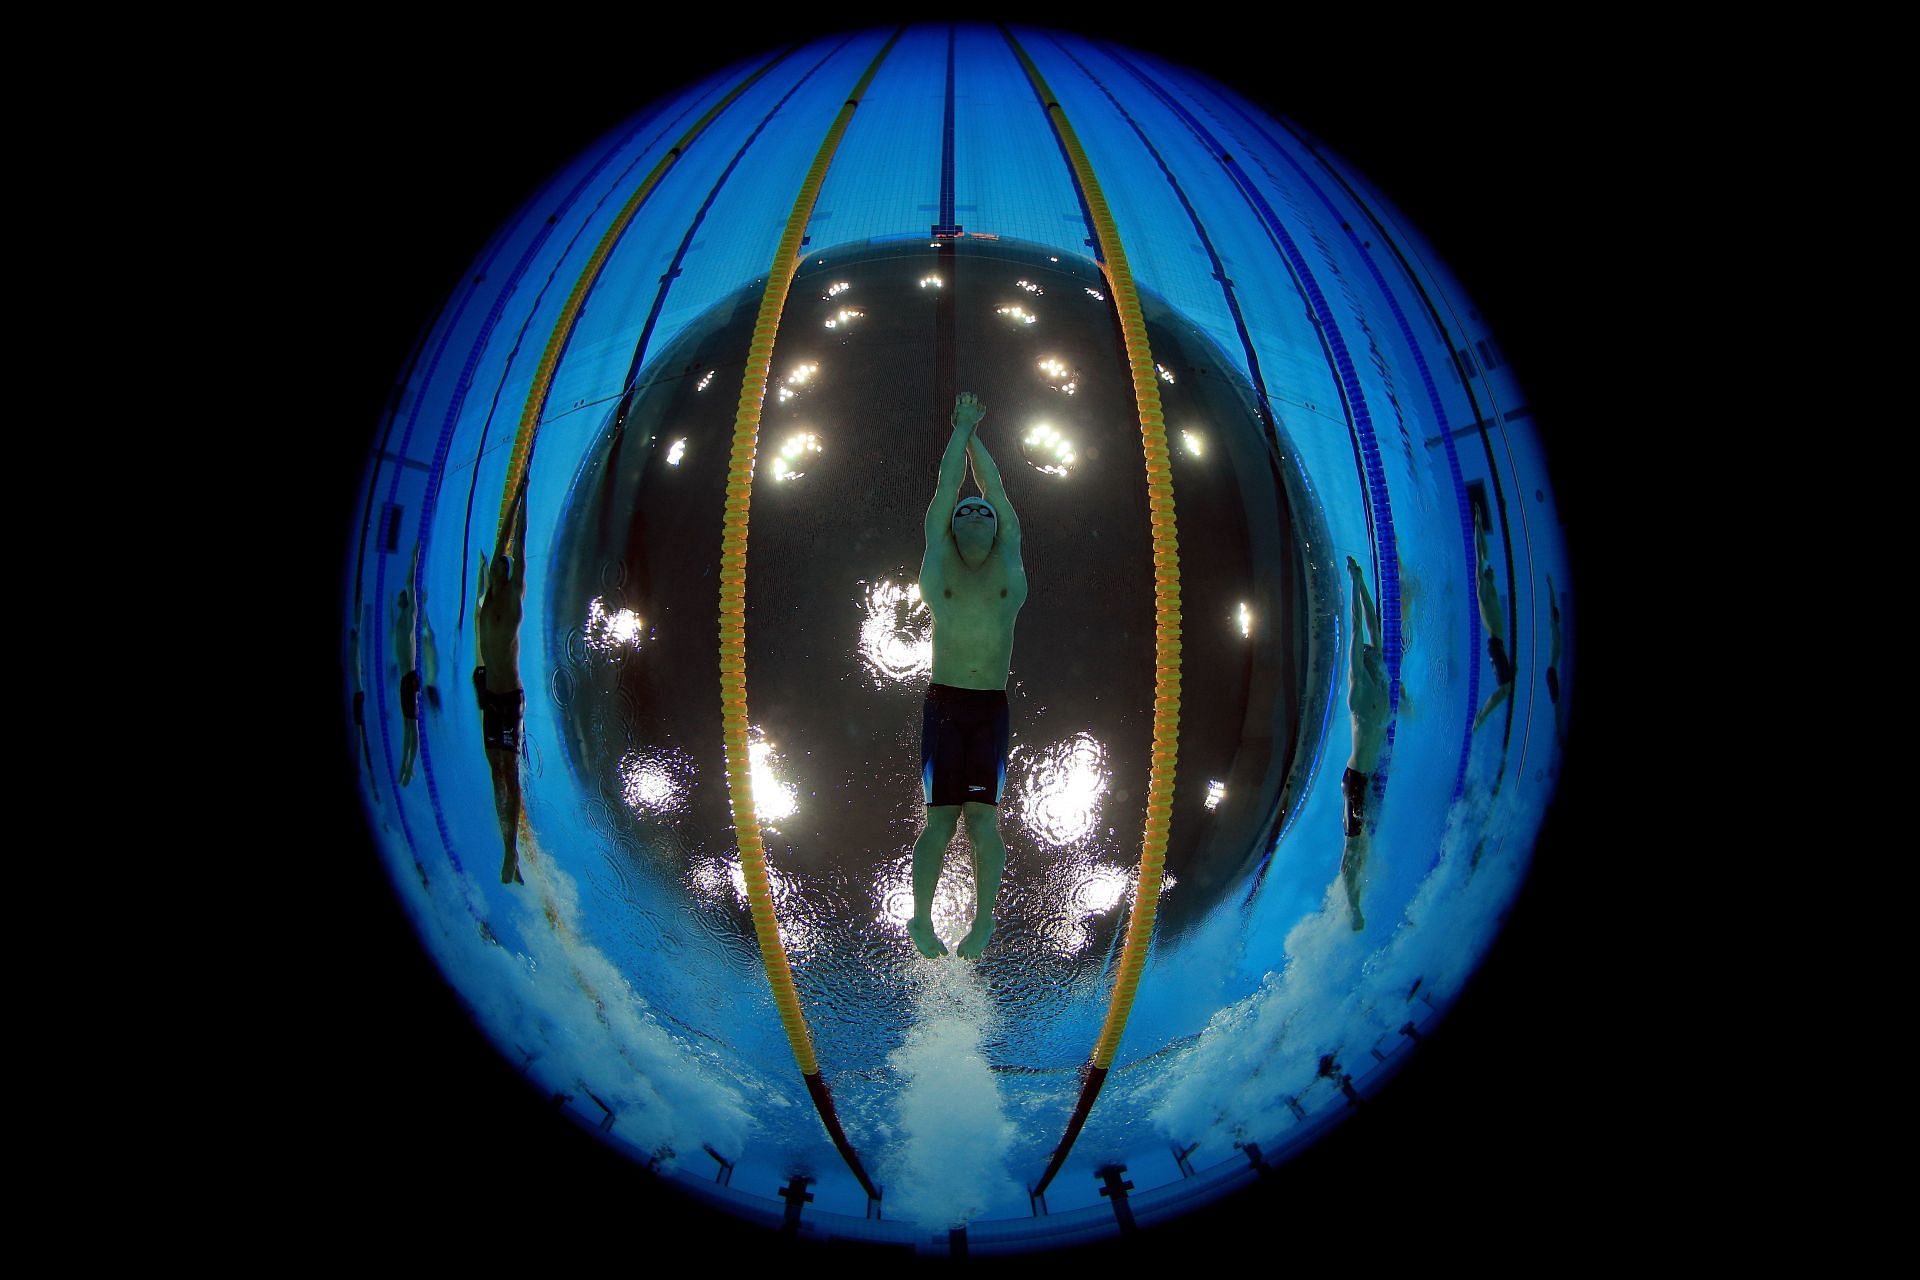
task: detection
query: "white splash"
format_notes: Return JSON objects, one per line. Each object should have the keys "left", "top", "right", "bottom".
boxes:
{"left": 883, "top": 956, "right": 1020, "bottom": 1229}
{"left": 425, "top": 834, "right": 754, "bottom": 1171}
{"left": 1147, "top": 780, "right": 1533, "bottom": 1155}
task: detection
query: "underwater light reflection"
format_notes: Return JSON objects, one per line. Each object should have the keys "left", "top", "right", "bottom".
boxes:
{"left": 855, "top": 577, "right": 932, "bottom": 686}
{"left": 748, "top": 734, "right": 798, "bottom": 824}
{"left": 874, "top": 855, "right": 975, "bottom": 945}
{"left": 690, "top": 852, "right": 822, "bottom": 959}
{"left": 770, "top": 432, "right": 823, "bottom": 482}
{"left": 1023, "top": 423, "right": 1076, "bottom": 476}
{"left": 1014, "top": 731, "right": 1111, "bottom": 848}
{"left": 586, "top": 597, "right": 647, "bottom": 654}
{"left": 619, "top": 746, "right": 694, "bottom": 816}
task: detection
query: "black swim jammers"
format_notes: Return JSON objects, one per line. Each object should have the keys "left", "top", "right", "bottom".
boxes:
{"left": 921, "top": 683, "right": 1010, "bottom": 807}
{"left": 1342, "top": 766, "right": 1369, "bottom": 839}
{"left": 401, "top": 669, "right": 421, "bottom": 722}
{"left": 473, "top": 667, "right": 525, "bottom": 753}
{"left": 1488, "top": 635, "right": 1516, "bottom": 687}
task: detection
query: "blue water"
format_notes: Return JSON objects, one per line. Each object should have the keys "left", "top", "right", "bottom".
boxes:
{"left": 346, "top": 22, "right": 1570, "bottom": 1251}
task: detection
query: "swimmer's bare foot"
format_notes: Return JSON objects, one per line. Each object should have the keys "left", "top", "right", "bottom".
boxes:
{"left": 1350, "top": 908, "right": 1365, "bottom": 931}
{"left": 907, "top": 915, "right": 947, "bottom": 959}
{"left": 502, "top": 851, "right": 523, "bottom": 885}
{"left": 956, "top": 915, "right": 994, "bottom": 959}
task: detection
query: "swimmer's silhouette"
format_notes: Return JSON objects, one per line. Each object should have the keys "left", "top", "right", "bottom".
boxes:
{"left": 419, "top": 560, "right": 442, "bottom": 715}
{"left": 1546, "top": 572, "right": 1564, "bottom": 742}
{"left": 351, "top": 604, "right": 378, "bottom": 801}
{"left": 393, "top": 543, "right": 422, "bottom": 787}
{"left": 908, "top": 393, "right": 1027, "bottom": 960}
{"left": 1342, "top": 556, "right": 1390, "bottom": 930}
{"left": 476, "top": 481, "right": 530, "bottom": 885}
{"left": 1472, "top": 502, "right": 1514, "bottom": 731}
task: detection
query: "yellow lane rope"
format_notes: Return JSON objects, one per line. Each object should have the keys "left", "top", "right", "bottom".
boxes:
{"left": 492, "top": 51, "right": 788, "bottom": 546}
{"left": 719, "top": 29, "right": 902, "bottom": 1080}
{"left": 1004, "top": 29, "right": 1182, "bottom": 1074}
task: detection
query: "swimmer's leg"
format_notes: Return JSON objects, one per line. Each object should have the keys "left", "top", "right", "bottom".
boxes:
{"left": 909, "top": 805, "right": 959, "bottom": 957}
{"left": 1473, "top": 680, "right": 1511, "bottom": 731}
{"left": 401, "top": 720, "right": 418, "bottom": 786}
{"left": 956, "top": 802, "right": 1005, "bottom": 959}
{"left": 358, "top": 724, "right": 380, "bottom": 802}
{"left": 1340, "top": 830, "right": 1369, "bottom": 930}
{"left": 489, "top": 749, "right": 524, "bottom": 885}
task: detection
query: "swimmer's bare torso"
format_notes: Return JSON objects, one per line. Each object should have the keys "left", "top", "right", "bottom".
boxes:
{"left": 476, "top": 488, "right": 529, "bottom": 694}
{"left": 920, "top": 393, "right": 1027, "bottom": 690}
{"left": 920, "top": 538, "right": 1026, "bottom": 689}
{"left": 475, "top": 583, "right": 523, "bottom": 691}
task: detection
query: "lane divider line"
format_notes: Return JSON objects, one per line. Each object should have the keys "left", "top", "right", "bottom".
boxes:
{"left": 1000, "top": 25, "right": 1184, "bottom": 1201}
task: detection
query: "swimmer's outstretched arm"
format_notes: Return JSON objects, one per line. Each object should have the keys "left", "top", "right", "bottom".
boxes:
{"left": 1471, "top": 507, "right": 1504, "bottom": 634}
{"left": 1346, "top": 558, "right": 1370, "bottom": 672}
{"left": 476, "top": 551, "right": 489, "bottom": 606}
{"left": 925, "top": 394, "right": 980, "bottom": 543}
{"left": 1347, "top": 556, "right": 1380, "bottom": 649}
{"left": 509, "top": 486, "right": 530, "bottom": 593}
{"left": 965, "top": 425, "right": 1023, "bottom": 552}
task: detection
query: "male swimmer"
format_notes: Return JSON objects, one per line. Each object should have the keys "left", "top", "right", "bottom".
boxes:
{"left": 1546, "top": 572, "right": 1564, "bottom": 742}
{"left": 476, "top": 482, "right": 530, "bottom": 885}
{"left": 1472, "top": 501, "right": 1514, "bottom": 731}
{"left": 907, "top": 393, "right": 1028, "bottom": 960}
{"left": 351, "top": 605, "right": 378, "bottom": 800}
{"left": 1341, "top": 556, "right": 1390, "bottom": 929}
{"left": 393, "top": 546, "right": 422, "bottom": 787}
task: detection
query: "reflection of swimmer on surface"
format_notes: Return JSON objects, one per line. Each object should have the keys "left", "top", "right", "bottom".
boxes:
{"left": 908, "top": 393, "right": 1028, "bottom": 961}
{"left": 1341, "top": 556, "right": 1390, "bottom": 931}
{"left": 476, "top": 481, "right": 530, "bottom": 886}
{"left": 1471, "top": 500, "right": 1514, "bottom": 731}
{"left": 351, "top": 604, "right": 378, "bottom": 801}
{"left": 1546, "top": 572, "right": 1564, "bottom": 741}
{"left": 393, "top": 543, "right": 422, "bottom": 787}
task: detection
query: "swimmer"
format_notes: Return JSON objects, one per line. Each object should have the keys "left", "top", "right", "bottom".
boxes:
{"left": 420, "top": 565, "right": 442, "bottom": 714}
{"left": 1342, "top": 555, "right": 1390, "bottom": 930}
{"left": 351, "top": 604, "right": 378, "bottom": 801}
{"left": 908, "top": 393, "right": 1028, "bottom": 960}
{"left": 476, "top": 481, "right": 530, "bottom": 885}
{"left": 1472, "top": 501, "right": 1514, "bottom": 731}
{"left": 1546, "top": 572, "right": 1564, "bottom": 741}
{"left": 393, "top": 545, "right": 422, "bottom": 786}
